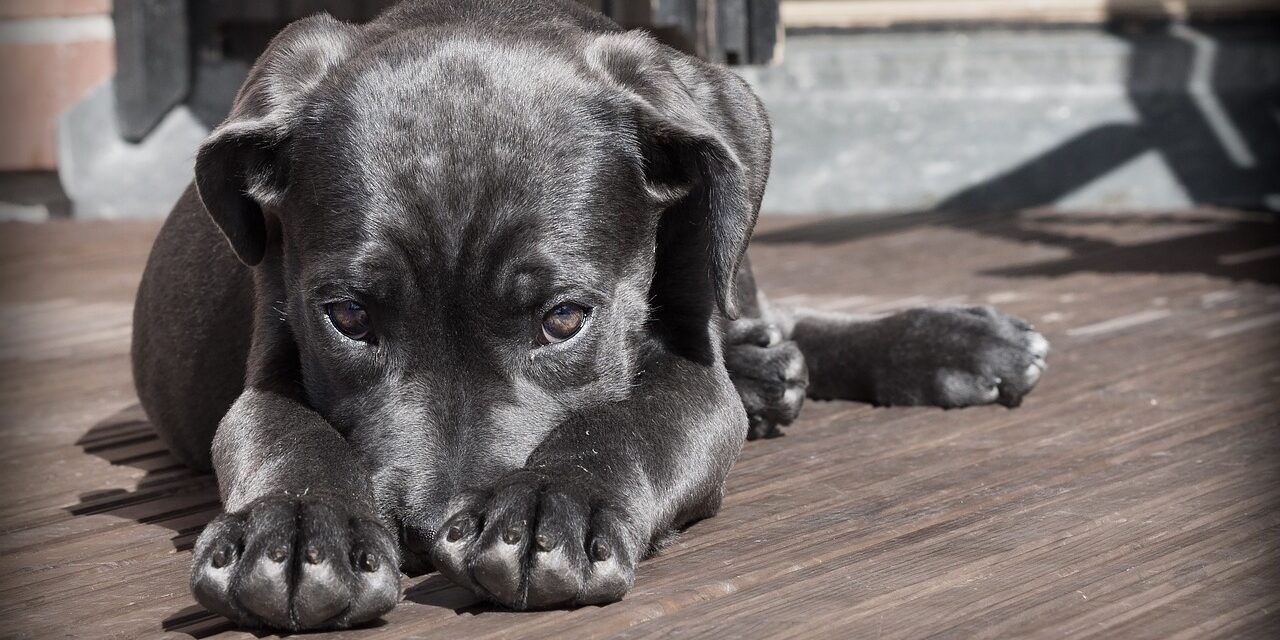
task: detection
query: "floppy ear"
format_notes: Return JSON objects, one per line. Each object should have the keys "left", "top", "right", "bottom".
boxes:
{"left": 194, "top": 14, "right": 361, "bottom": 266}
{"left": 586, "top": 32, "right": 772, "bottom": 319}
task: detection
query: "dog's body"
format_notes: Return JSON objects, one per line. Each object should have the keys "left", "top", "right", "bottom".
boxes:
{"left": 131, "top": 0, "right": 1048, "bottom": 630}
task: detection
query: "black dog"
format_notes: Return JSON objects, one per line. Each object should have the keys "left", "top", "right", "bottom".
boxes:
{"left": 131, "top": 0, "right": 1048, "bottom": 630}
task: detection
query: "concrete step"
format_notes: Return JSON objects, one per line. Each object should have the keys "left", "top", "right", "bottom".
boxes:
{"left": 42, "top": 20, "right": 1280, "bottom": 219}
{"left": 738, "top": 21, "right": 1280, "bottom": 214}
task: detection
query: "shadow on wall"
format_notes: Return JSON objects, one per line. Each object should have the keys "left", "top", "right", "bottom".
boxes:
{"left": 756, "top": 13, "right": 1280, "bottom": 286}
{"left": 934, "top": 19, "right": 1280, "bottom": 215}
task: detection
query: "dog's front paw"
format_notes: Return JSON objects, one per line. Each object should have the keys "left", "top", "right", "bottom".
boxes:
{"left": 725, "top": 319, "right": 808, "bottom": 439}
{"left": 190, "top": 495, "right": 400, "bottom": 631}
{"left": 875, "top": 305, "right": 1049, "bottom": 408}
{"left": 431, "top": 470, "right": 638, "bottom": 609}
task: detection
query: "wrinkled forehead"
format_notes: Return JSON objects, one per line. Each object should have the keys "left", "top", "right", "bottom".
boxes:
{"left": 285, "top": 34, "right": 650, "bottom": 293}
{"left": 296, "top": 35, "right": 632, "bottom": 213}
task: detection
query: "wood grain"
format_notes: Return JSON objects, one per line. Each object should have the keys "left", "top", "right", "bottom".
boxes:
{"left": 0, "top": 209, "right": 1276, "bottom": 638}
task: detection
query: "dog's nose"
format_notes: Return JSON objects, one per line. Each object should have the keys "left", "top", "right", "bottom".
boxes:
{"left": 399, "top": 525, "right": 437, "bottom": 576}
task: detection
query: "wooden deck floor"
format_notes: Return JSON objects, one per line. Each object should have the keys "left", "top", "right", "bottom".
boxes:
{"left": 1, "top": 209, "right": 1277, "bottom": 639}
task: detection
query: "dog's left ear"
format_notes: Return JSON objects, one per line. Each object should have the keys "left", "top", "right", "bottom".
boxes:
{"left": 587, "top": 32, "right": 771, "bottom": 319}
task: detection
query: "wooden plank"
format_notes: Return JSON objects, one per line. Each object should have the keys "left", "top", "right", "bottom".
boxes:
{"left": 0, "top": 208, "right": 1277, "bottom": 638}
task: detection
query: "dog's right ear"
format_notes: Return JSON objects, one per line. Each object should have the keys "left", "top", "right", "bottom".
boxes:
{"left": 194, "top": 14, "right": 361, "bottom": 266}
{"left": 585, "top": 32, "right": 771, "bottom": 321}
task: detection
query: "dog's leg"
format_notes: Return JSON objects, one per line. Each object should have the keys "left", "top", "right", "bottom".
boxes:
{"left": 722, "top": 256, "right": 809, "bottom": 439}
{"left": 723, "top": 313, "right": 809, "bottom": 440}
{"left": 188, "top": 358, "right": 401, "bottom": 630}
{"left": 430, "top": 352, "right": 744, "bottom": 610}
{"left": 772, "top": 303, "right": 1049, "bottom": 409}
{"left": 724, "top": 257, "right": 1047, "bottom": 420}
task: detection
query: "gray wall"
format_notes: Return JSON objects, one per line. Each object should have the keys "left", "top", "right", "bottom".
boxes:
{"left": 738, "top": 22, "right": 1280, "bottom": 215}
{"left": 42, "top": 22, "right": 1280, "bottom": 220}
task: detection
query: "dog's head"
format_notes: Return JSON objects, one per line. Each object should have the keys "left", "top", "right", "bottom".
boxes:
{"left": 194, "top": 14, "right": 769, "bottom": 570}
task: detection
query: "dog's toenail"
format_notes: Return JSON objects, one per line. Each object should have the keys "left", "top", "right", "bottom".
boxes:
{"left": 304, "top": 546, "right": 322, "bottom": 564}
{"left": 590, "top": 539, "right": 612, "bottom": 562}
{"left": 535, "top": 533, "right": 555, "bottom": 551}
{"left": 502, "top": 526, "right": 523, "bottom": 544}
{"left": 269, "top": 545, "right": 289, "bottom": 562}
{"left": 211, "top": 544, "right": 233, "bottom": 568}
{"left": 359, "top": 551, "right": 380, "bottom": 572}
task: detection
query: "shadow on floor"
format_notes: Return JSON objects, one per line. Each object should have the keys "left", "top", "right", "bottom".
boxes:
{"left": 161, "top": 604, "right": 394, "bottom": 638}
{"left": 404, "top": 573, "right": 497, "bottom": 614}
{"left": 754, "top": 209, "right": 1280, "bottom": 286}
{"left": 65, "top": 404, "right": 219, "bottom": 553}
{"left": 67, "top": 406, "right": 234, "bottom": 637}
{"left": 160, "top": 605, "right": 245, "bottom": 639}
{"left": 160, "top": 568, "right": 480, "bottom": 637}
{"left": 980, "top": 213, "right": 1280, "bottom": 284}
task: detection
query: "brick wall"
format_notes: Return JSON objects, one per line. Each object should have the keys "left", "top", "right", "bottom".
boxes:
{"left": 0, "top": 1, "right": 114, "bottom": 171}
{"left": 2, "top": 0, "right": 1275, "bottom": 173}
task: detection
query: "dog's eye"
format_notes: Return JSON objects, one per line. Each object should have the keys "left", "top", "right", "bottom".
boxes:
{"left": 540, "top": 302, "right": 589, "bottom": 344}
{"left": 326, "top": 301, "right": 372, "bottom": 341}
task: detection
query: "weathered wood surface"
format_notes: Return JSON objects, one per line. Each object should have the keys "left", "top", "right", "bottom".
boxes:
{"left": 0, "top": 208, "right": 1277, "bottom": 638}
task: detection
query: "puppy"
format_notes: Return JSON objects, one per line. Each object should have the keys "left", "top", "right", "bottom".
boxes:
{"left": 131, "top": 0, "right": 1048, "bottom": 630}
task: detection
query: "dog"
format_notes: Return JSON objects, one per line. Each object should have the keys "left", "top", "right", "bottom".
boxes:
{"left": 130, "top": 0, "right": 1048, "bottom": 630}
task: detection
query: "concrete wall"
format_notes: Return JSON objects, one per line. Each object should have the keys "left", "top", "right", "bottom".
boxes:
{"left": 738, "top": 23, "right": 1280, "bottom": 214}
{"left": 782, "top": 0, "right": 1280, "bottom": 27}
